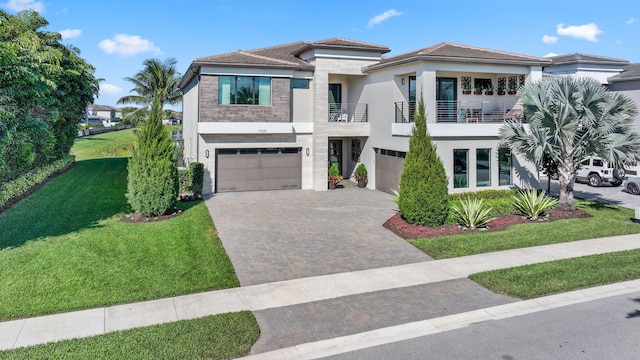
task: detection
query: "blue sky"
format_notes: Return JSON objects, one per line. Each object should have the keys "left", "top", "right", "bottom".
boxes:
{"left": 2, "top": 0, "right": 639, "bottom": 110}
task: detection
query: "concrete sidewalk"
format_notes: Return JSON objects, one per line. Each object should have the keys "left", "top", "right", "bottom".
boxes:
{"left": 1, "top": 234, "right": 639, "bottom": 351}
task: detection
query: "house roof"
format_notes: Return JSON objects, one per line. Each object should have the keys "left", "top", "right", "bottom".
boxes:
{"left": 608, "top": 63, "right": 640, "bottom": 82}
{"left": 88, "top": 104, "right": 121, "bottom": 111}
{"left": 365, "top": 42, "right": 550, "bottom": 71}
{"left": 547, "top": 53, "right": 629, "bottom": 66}
{"left": 180, "top": 38, "right": 390, "bottom": 88}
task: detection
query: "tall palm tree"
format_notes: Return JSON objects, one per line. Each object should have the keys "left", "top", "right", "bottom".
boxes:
{"left": 500, "top": 76, "right": 640, "bottom": 210}
{"left": 117, "top": 58, "right": 182, "bottom": 119}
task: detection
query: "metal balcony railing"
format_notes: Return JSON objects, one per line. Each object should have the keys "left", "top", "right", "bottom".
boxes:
{"left": 328, "top": 103, "right": 368, "bottom": 122}
{"left": 395, "top": 100, "right": 526, "bottom": 123}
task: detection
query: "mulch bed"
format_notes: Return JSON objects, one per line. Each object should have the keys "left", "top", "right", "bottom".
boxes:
{"left": 383, "top": 209, "right": 591, "bottom": 240}
{"left": 119, "top": 208, "right": 184, "bottom": 223}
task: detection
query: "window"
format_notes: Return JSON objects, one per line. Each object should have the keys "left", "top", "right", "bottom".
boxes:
{"left": 498, "top": 148, "right": 512, "bottom": 186}
{"left": 290, "top": 79, "right": 310, "bottom": 89}
{"left": 218, "top": 76, "right": 271, "bottom": 105}
{"left": 593, "top": 159, "right": 603, "bottom": 167}
{"left": 454, "top": 149, "right": 468, "bottom": 188}
{"left": 476, "top": 149, "right": 491, "bottom": 187}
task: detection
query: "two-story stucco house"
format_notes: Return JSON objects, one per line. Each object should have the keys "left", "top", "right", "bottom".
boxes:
{"left": 178, "top": 38, "right": 587, "bottom": 194}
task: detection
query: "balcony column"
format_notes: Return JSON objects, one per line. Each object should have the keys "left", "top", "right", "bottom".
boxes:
{"left": 313, "top": 69, "right": 330, "bottom": 190}
{"left": 418, "top": 69, "right": 437, "bottom": 123}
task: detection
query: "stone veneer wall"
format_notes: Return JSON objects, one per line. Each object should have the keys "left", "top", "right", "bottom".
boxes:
{"left": 199, "top": 75, "right": 290, "bottom": 122}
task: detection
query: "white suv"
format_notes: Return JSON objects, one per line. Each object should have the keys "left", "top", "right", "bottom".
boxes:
{"left": 576, "top": 157, "right": 626, "bottom": 187}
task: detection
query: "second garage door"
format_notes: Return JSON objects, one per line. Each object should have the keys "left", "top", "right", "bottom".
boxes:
{"left": 216, "top": 148, "right": 301, "bottom": 192}
{"left": 375, "top": 148, "right": 405, "bottom": 194}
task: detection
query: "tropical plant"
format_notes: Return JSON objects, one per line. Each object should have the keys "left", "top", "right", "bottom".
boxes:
{"left": 117, "top": 58, "right": 182, "bottom": 120}
{"left": 500, "top": 76, "right": 640, "bottom": 210}
{"left": 328, "top": 164, "right": 343, "bottom": 186}
{"left": 126, "top": 100, "right": 178, "bottom": 216}
{"left": 354, "top": 163, "right": 368, "bottom": 181}
{"left": 513, "top": 189, "right": 558, "bottom": 220}
{"left": 451, "top": 196, "right": 496, "bottom": 229}
{"left": 397, "top": 96, "right": 450, "bottom": 226}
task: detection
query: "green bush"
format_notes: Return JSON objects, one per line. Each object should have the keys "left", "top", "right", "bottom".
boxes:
{"left": 178, "top": 162, "right": 205, "bottom": 199}
{"left": 126, "top": 101, "right": 178, "bottom": 216}
{"left": 354, "top": 163, "right": 368, "bottom": 181}
{"left": 0, "top": 156, "right": 75, "bottom": 209}
{"left": 513, "top": 189, "right": 558, "bottom": 219}
{"left": 397, "top": 97, "right": 449, "bottom": 226}
{"left": 451, "top": 196, "right": 496, "bottom": 229}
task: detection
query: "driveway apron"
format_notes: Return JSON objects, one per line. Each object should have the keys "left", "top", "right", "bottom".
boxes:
{"left": 205, "top": 188, "right": 430, "bottom": 286}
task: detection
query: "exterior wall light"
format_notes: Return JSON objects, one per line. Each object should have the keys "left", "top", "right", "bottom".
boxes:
{"left": 205, "top": 149, "right": 210, "bottom": 158}
{"left": 401, "top": 78, "right": 405, "bottom": 85}
{"left": 306, "top": 148, "right": 310, "bottom": 156}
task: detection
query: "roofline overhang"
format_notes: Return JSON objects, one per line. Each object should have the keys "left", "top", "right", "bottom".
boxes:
{"left": 293, "top": 43, "right": 390, "bottom": 56}
{"left": 364, "top": 55, "right": 551, "bottom": 72}
{"left": 550, "top": 59, "right": 630, "bottom": 66}
{"left": 608, "top": 75, "right": 640, "bottom": 83}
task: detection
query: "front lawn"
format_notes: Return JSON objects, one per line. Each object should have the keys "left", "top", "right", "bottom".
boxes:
{"left": 71, "top": 128, "right": 137, "bottom": 160}
{"left": 0, "top": 312, "right": 259, "bottom": 360}
{"left": 0, "top": 158, "right": 238, "bottom": 321}
{"left": 470, "top": 249, "right": 640, "bottom": 299}
{"left": 409, "top": 198, "right": 640, "bottom": 259}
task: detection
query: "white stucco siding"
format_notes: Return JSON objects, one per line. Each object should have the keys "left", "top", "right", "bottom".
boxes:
{"left": 292, "top": 86, "right": 314, "bottom": 123}
{"left": 181, "top": 76, "right": 199, "bottom": 165}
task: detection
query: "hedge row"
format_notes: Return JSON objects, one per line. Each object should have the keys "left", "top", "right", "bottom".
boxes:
{"left": 0, "top": 156, "right": 75, "bottom": 211}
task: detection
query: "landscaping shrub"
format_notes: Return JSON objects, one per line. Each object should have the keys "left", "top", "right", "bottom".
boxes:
{"left": 189, "top": 162, "right": 204, "bottom": 197}
{"left": 451, "top": 196, "right": 496, "bottom": 229}
{"left": 397, "top": 97, "right": 449, "bottom": 226}
{"left": 126, "top": 100, "right": 178, "bottom": 216}
{"left": 448, "top": 189, "right": 518, "bottom": 222}
{"left": 0, "top": 155, "right": 74, "bottom": 210}
{"left": 513, "top": 189, "right": 558, "bottom": 220}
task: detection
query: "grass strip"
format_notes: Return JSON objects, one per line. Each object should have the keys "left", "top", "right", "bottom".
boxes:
{"left": 0, "top": 312, "right": 259, "bottom": 360}
{"left": 71, "top": 128, "right": 137, "bottom": 160}
{"left": 470, "top": 249, "right": 640, "bottom": 299}
{"left": 0, "top": 158, "right": 238, "bottom": 321}
{"left": 410, "top": 199, "right": 640, "bottom": 259}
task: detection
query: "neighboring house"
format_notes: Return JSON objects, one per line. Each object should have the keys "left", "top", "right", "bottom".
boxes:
{"left": 162, "top": 112, "right": 183, "bottom": 125}
{"left": 86, "top": 104, "right": 123, "bottom": 127}
{"left": 180, "top": 38, "right": 636, "bottom": 194}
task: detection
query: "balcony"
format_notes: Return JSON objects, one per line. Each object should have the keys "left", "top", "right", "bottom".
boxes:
{"left": 394, "top": 101, "right": 526, "bottom": 124}
{"left": 328, "top": 103, "right": 368, "bottom": 123}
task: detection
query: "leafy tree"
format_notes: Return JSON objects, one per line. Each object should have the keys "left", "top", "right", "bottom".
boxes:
{"left": 117, "top": 58, "right": 182, "bottom": 121}
{"left": 126, "top": 99, "right": 178, "bottom": 216}
{"left": 397, "top": 96, "right": 449, "bottom": 226}
{"left": 500, "top": 76, "right": 640, "bottom": 210}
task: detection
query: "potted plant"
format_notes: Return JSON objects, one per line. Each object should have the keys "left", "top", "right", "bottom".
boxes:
{"left": 354, "top": 163, "right": 368, "bottom": 188}
{"left": 484, "top": 85, "right": 494, "bottom": 95}
{"left": 473, "top": 86, "right": 483, "bottom": 95}
{"left": 497, "top": 84, "right": 506, "bottom": 95}
{"left": 462, "top": 83, "right": 472, "bottom": 95}
{"left": 508, "top": 84, "right": 517, "bottom": 95}
{"left": 328, "top": 164, "right": 343, "bottom": 189}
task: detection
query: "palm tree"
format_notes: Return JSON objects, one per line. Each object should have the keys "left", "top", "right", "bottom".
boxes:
{"left": 117, "top": 58, "right": 182, "bottom": 120}
{"left": 500, "top": 76, "right": 640, "bottom": 211}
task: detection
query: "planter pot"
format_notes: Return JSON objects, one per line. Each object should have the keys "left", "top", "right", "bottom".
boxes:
{"left": 357, "top": 179, "right": 367, "bottom": 188}
{"left": 508, "top": 91, "right": 517, "bottom": 95}
{"left": 484, "top": 91, "right": 494, "bottom": 96}
{"left": 329, "top": 182, "right": 337, "bottom": 190}
{"left": 474, "top": 91, "right": 483, "bottom": 95}
{"left": 497, "top": 91, "right": 505, "bottom": 95}
{"left": 462, "top": 90, "right": 472, "bottom": 95}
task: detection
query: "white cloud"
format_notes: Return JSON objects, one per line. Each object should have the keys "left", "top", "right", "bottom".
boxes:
{"left": 98, "top": 34, "right": 161, "bottom": 56}
{"left": 99, "top": 83, "right": 122, "bottom": 95}
{"left": 542, "top": 34, "right": 558, "bottom": 44}
{"left": 627, "top": 17, "right": 637, "bottom": 24}
{"left": 544, "top": 52, "right": 559, "bottom": 58}
{"left": 59, "top": 29, "right": 82, "bottom": 39}
{"left": 556, "top": 23, "right": 602, "bottom": 42}
{"left": 367, "top": 9, "right": 404, "bottom": 29}
{"left": 2, "top": 0, "right": 44, "bottom": 12}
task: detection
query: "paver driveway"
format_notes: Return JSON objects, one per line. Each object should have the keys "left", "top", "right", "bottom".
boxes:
{"left": 205, "top": 188, "right": 430, "bottom": 286}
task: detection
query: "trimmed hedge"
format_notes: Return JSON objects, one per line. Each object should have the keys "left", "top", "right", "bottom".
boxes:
{"left": 178, "top": 162, "right": 204, "bottom": 200}
{"left": 0, "top": 156, "right": 75, "bottom": 211}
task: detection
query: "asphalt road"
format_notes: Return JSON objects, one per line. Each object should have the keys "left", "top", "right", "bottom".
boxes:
{"left": 322, "top": 291, "right": 640, "bottom": 360}
{"left": 541, "top": 178, "right": 640, "bottom": 210}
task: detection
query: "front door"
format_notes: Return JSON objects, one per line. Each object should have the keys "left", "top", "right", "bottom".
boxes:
{"left": 328, "top": 84, "right": 342, "bottom": 121}
{"left": 328, "top": 140, "right": 342, "bottom": 175}
{"left": 436, "top": 77, "right": 457, "bottom": 122}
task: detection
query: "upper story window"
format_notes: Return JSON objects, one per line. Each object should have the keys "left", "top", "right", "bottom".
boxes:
{"left": 218, "top": 76, "right": 271, "bottom": 105}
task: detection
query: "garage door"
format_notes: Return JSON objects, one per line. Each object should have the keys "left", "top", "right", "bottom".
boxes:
{"left": 216, "top": 148, "right": 301, "bottom": 192}
{"left": 375, "top": 148, "right": 405, "bottom": 194}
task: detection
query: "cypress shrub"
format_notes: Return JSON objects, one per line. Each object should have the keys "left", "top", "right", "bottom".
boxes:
{"left": 189, "top": 162, "right": 204, "bottom": 198}
{"left": 126, "top": 100, "right": 178, "bottom": 216}
{"left": 397, "top": 96, "right": 450, "bottom": 226}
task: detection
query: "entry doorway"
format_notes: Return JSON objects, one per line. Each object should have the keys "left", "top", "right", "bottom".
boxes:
{"left": 436, "top": 77, "right": 457, "bottom": 122}
{"left": 328, "top": 140, "right": 342, "bottom": 176}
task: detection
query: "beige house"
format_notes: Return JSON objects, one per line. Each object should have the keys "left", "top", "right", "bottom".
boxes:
{"left": 180, "top": 38, "right": 637, "bottom": 194}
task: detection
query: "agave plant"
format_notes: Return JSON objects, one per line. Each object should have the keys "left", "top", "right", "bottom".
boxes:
{"left": 451, "top": 196, "right": 496, "bottom": 229}
{"left": 513, "top": 189, "right": 558, "bottom": 220}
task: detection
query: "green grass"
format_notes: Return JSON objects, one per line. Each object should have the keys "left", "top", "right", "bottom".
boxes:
{"left": 470, "top": 249, "right": 640, "bottom": 299}
{"left": 0, "top": 158, "right": 239, "bottom": 321}
{"left": 0, "top": 312, "right": 259, "bottom": 360}
{"left": 410, "top": 198, "right": 640, "bottom": 259}
{"left": 71, "top": 128, "right": 137, "bottom": 160}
